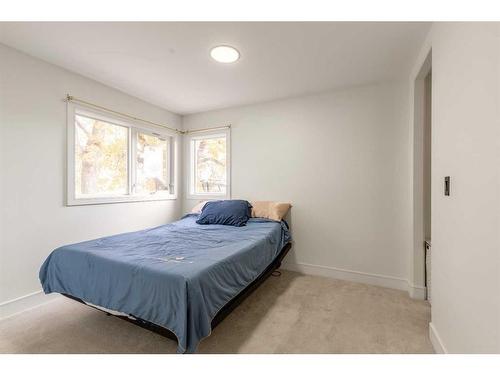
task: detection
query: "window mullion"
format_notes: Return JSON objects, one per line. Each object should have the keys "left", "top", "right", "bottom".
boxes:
{"left": 129, "top": 127, "right": 136, "bottom": 196}
{"left": 168, "top": 136, "right": 174, "bottom": 195}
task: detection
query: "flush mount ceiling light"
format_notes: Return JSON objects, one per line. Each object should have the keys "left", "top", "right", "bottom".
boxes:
{"left": 210, "top": 45, "right": 240, "bottom": 63}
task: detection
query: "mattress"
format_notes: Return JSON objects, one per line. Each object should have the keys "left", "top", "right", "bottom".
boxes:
{"left": 39, "top": 214, "right": 291, "bottom": 353}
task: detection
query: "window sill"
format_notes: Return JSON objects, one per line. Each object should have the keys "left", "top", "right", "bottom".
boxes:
{"left": 186, "top": 193, "right": 230, "bottom": 201}
{"left": 67, "top": 195, "right": 177, "bottom": 206}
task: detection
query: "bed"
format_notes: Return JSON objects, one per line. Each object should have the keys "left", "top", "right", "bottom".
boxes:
{"left": 39, "top": 213, "right": 292, "bottom": 353}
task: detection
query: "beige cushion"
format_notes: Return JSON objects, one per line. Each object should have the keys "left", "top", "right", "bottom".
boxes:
{"left": 191, "top": 200, "right": 209, "bottom": 214}
{"left": 251, "top": 201, "right": 291, "bottom": 221}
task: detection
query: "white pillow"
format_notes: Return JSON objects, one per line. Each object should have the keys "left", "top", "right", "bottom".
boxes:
{"left": 190, "top": 201, "right": 209, "bottom": 214}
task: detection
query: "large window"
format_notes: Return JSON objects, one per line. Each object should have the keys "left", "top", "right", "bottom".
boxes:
{"left": 67, "top": 104, "right": 177, "bottom": 205}
{"left": 187, "top": 129, "right": 230, "bottom": 199}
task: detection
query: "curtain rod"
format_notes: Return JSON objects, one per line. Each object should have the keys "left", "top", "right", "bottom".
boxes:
{"left": 66, "top": 94, "right": 183, "bottom": 134}
{"left": 65, "top": 94, "right": 231, "bottom": 135}
{"left": 183, "top": 125, "right": 231, "bottom": 134}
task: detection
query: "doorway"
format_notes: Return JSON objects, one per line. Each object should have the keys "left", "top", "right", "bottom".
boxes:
{"left": 411, "top": 51, "right": 432, "bottom": 300}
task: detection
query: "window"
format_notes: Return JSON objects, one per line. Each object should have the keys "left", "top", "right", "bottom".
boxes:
{"left": 67, "top": 104, "right": 177, "bottom": 205}
{"left": 135, "top": 131, "right": 170, "bottom": 195}
{"left": 187, "top": 129, "right": 230, "bottom": 199}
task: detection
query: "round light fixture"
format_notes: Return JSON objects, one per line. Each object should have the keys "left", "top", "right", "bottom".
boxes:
{"left": 210, "top": 45, "right": 240, "bottom": 63}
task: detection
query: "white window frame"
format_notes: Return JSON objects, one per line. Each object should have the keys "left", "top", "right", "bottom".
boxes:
{"left": 186, "top": 128, "right": 231, "bottom": 200}
{"left": 67, "top": 102, "right": 178, "bottom": 206}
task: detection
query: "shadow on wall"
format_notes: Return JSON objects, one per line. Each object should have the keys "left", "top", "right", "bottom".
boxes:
{"left": 282, "top": 210, "right": 297, "bottom": 264}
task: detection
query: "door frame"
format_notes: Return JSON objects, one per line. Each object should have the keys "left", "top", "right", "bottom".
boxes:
{"left": 409, "top": 48, "right": 432, "bottom": 299}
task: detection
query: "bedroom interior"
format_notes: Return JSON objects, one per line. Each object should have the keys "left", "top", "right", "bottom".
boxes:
{"left": 0, "top": 2, "right": 500, "bottom": 371}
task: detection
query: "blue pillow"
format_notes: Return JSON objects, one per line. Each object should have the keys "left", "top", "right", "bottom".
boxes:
{"left": 196, "top": 200, "right": 252, "bottom": 227}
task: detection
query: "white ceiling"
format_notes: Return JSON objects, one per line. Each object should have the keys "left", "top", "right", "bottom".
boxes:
{"left": 0, "top": 22, "right": 430, "bottom": 115}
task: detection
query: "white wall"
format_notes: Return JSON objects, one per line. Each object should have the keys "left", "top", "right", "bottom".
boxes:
{"left": 431, "top": 23, "right": 500, "bottom": 354}
{"left": 0, "top": 44, "right": 183, "bottom": 317}
{"left": 182, "top": 82, "right": 412, "bottom": 290}
{"left": 411, "top": 23, "right": 500, "bottom": 353}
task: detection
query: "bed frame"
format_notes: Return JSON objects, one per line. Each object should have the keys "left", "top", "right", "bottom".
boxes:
{"left": 62, "top": 242, "right": 292, "bottom": 343}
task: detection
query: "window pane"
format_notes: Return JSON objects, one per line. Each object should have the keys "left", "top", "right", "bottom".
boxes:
{"left": 194, "top": 136, "right": 226, "bottom": 194}
{"left": 75, "top": 114, "right": 128, "bottom": 197}
{"left": 136, "top": 132, "right": 169, "bottom": 195}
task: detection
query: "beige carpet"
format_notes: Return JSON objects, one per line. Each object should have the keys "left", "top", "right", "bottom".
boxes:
{"left": 0, "top": 270, "right": 433, "bottom": 354}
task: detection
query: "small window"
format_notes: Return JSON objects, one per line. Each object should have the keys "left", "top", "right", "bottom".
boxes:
{"left": 187, "top": 129, "right": 230, "bottom": 199}
{"left": 67, "top": 104, "right": 177, "bottom": 205}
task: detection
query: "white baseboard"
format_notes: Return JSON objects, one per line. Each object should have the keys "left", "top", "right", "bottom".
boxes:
{"left": 408, "top": 283, "right": 427, "bottom": 300}
{"left": 429, "top": 322, "right": 447, "bottom": 353}
{"left": 283, "top": 261, "right": 408, "bottom": 291}
{"left": 282, "top": 261, "right": 426, "bottom": 298}
{"left": 0, "top": 290, "right": 60, "bottom": 320}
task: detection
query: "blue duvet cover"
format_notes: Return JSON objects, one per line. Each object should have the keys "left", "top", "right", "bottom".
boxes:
{"left": 39, "top": 214, "right": 291, "bottom": 353}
